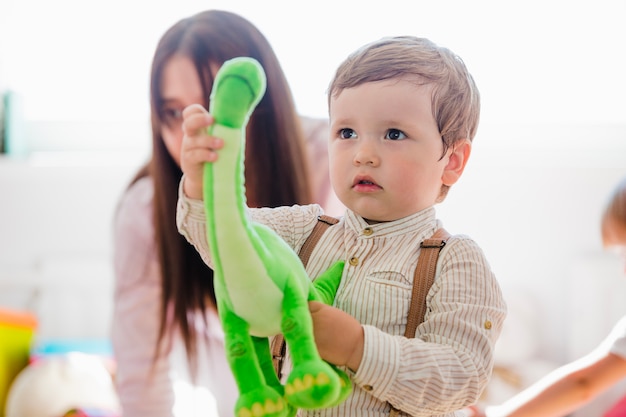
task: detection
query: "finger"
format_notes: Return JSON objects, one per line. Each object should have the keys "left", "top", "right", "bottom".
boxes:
{"left": 209, "top": 136, "right": 224, "bottom": 150}
{"left": 182, "top": 112, "right": 213, "bottom": 136}
{"left": 182, "top": 103, "right": 207, "bottom": 117}
{"left": 458, "top": 406, "right": 480, "bottom": 417}
{"left": 182, "top": 130, "right": 220, "bottom": 156}
{"left": 183, "top": 147, "right": 219, "bottom": 164}
{"left": 308, "top": 300, "right": 325, "bottom": 314}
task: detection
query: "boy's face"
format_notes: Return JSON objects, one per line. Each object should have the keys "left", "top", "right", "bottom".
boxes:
{"left": 328, "top": 79, "right": 468, "bottom": 223}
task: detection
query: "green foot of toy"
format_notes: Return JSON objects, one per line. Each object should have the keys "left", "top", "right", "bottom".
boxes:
{"left": 325, "top": 366, "right": 352, "bottom": 408}
{"left": 235, "top": 386, "right": 291, "bottom": 417}
{"left": 285, "top": 360, "right": 342, "bottom": 409}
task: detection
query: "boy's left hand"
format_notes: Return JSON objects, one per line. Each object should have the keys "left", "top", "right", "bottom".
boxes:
{"left": 309, "top": 301, "right": 364, "bottom": 372}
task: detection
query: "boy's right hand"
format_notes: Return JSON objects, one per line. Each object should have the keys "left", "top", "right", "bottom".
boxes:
{"left": 180, "top": 104, "right": 224, "bottom": 200}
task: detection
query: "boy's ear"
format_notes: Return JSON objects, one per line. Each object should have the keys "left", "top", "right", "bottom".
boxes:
{"left": 442, "top": 139, "right": 471, "bottom": 186}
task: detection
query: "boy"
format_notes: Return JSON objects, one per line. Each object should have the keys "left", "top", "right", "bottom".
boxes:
{"left": 177, "top": 36, "right": 507, "bottom": 416}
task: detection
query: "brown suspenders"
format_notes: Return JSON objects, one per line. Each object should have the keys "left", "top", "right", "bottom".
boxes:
{"left": 298, "top": 215, "right": 340, "bottom": 268}
{"left": 403, "top": 227, "right": 451, "bottom": 339}
{"left": 270, "top": 215, "right": 339, "bottom": 378}
{"left": 270, "top": 216, "right": 452, "bottom": 416}
{"left": 389, "top": 227, "right": 451, "bottom": 417}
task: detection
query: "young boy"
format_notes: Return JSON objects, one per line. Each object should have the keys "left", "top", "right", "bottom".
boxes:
{"left": 177, "top": 36, "right": 507, "bottom": 416}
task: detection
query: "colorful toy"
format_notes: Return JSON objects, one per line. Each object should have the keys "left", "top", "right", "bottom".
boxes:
{"left": 62, "top": 407, "right": 120, "bottom": 417}
{"left": 203, "top": 57, "right": 351, "bottom": 417}
{"left": 0, "top": 307, "right": 36, "bottom": 417}
{"left": 4, "top": 351, "right": 119, "bottom": 417}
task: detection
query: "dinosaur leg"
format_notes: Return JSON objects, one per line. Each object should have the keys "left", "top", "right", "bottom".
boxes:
{"left": 219, "top": 300, "right": 289, "bottom": 417}
{"left": 252, "top": 336, "right": 281, "bottom": 389}
{"left": 309, "top": 261, "right": 353, "bottom": 406}
{"left": 281, "top": 280, "right": 342, "bottom": 409}
{"left": 310, "top": 260, "right": 345, "bottom": 305}
{"left": 252, "top": 336, "right": 297, "bottom": 417}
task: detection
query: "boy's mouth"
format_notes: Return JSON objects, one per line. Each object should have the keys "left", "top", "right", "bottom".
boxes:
{"left": 352, "top": 175, "right": 381, "bottom": 190}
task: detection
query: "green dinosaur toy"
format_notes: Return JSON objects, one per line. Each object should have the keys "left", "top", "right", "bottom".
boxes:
{"left": 202, "top": 57, "right": 351, "bottom": 417}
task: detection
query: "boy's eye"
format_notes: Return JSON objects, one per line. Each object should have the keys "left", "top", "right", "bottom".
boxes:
{"left": 385, "top": 129, "right": 406, "bottom": 141}
{"left": 339, "top": 128, "right": 357, "bottom": 139}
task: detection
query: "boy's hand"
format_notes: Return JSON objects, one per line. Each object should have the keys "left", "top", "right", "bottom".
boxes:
{"left": 180, "top": 104, "right": 223, "bottom": 200}
{"left": 309, "top": 301, "right": 364, "bottom": 372}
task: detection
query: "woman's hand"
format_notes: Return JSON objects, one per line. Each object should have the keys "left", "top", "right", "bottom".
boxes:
{"left": 180, "top": 104, "right": 223, "bottom": 200}
{"left": 309, "top": 301, "right": 364, "bottom": 372}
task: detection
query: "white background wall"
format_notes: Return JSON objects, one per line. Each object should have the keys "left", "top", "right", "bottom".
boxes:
{"left": 1, "top": 125, "right": 624, "bottom": 416}
{"left": 1, "top": 1, "right": 625, "bottom": 415}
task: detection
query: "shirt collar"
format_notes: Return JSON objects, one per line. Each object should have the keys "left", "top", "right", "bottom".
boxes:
{"left": 343, "top": 207, "right": 440, "bottom": 240}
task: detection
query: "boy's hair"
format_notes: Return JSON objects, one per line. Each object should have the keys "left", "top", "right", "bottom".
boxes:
{"left": 327, "top": 36, "right": 480, "bottom": 200}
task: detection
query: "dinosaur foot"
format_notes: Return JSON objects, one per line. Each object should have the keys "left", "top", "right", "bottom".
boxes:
{"left": 235, "top": 386, "right": 293, "bottom": 417}
{"left": 284, "top": 360, "right": 343, "bottom": 409}
{"left": 325, "top": 365, "right": 353, "bottom": 408}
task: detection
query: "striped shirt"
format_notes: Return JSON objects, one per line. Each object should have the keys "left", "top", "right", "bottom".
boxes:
{"left": 177, "top": 194, "right": 507, "bottom": 417}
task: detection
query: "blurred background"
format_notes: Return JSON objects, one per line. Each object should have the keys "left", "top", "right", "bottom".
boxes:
{"left": 1, "top": 0, "right": 625, "bottom": 415}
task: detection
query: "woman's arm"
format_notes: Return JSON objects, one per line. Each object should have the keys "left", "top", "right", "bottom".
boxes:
{"left": 112, "top": 179, "right": 175, "bottom": 417}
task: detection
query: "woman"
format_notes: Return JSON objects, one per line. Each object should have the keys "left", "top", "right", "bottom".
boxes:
{"left": 111, "top": 10, "right": 338, "bottom": 417}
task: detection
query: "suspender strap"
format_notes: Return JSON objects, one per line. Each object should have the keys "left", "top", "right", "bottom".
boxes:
{"left": 298, "top": 215, "right": 339, "bottom": 267}
{"left": 390, "top": 227, "right": 451, "bottom": 417}
{"left": 271, "top": 215, "right": 339, "bottom": 378}
{"left": 270, "top": 335, "right": 287, "bottom": 380}
{"left": 404, "top": 227, "right": 451, "bottom": 338}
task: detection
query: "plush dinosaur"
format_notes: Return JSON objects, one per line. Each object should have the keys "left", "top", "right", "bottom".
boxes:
{"left": 202, "top": 57, "right": 351, "bottom": 417}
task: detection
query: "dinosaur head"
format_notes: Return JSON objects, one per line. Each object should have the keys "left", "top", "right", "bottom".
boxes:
{"left": 209, "top": 57, "right": 267, "bottom": 129}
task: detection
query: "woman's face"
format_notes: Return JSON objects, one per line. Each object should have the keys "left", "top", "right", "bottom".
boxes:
{"left": 159, "top": 55, "right": 205, "bottom": 167}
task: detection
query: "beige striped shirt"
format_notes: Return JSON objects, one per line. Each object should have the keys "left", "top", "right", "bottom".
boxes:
{"left": 177, "top": 194, "right": 507, "bottom": 417}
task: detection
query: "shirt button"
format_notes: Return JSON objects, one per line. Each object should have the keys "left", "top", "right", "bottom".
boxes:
{"left": 349, "top": 257, "right": 359, "bottom": 266}
{"left": 363, "top": 384, "right": 373, "bottom": 391}
{"left": 363, "top": 227, "right": 373, "bottom": 236}
{"left": 484, "top": 320, "right": 492, "bottom": 330}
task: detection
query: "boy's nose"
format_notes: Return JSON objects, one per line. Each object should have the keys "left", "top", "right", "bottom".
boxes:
{"left": 353, "top": 142, "right": 380, "bottom": 166}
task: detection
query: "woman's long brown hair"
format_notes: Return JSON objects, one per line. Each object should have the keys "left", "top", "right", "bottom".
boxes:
{"left": 128, "top": 9, "right": 313, "bottom": 365}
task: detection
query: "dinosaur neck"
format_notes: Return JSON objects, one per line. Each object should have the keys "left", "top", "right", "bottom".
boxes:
{"left": 203, "top": 123, "right": 250, "bottom": 264}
